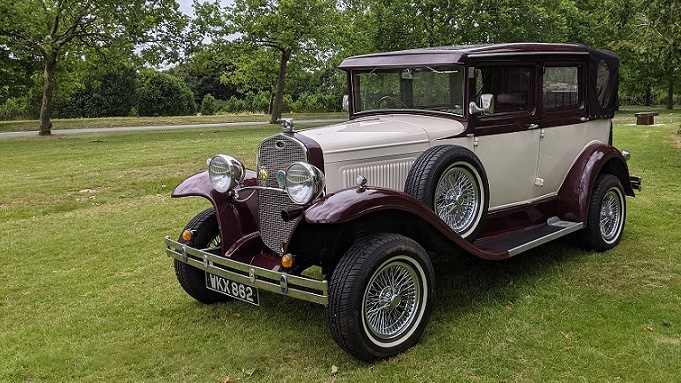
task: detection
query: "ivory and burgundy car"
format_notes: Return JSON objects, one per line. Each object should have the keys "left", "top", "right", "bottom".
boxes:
{"left": 164, "top": 43, "right": 642, "bottom": 361}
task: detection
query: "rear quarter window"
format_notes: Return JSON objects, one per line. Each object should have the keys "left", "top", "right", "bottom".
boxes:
{"left": 543, "top": 66, "right": 579, "bottom": 109}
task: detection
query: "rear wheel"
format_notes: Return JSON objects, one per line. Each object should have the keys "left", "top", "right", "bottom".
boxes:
{"left": 326, "top": 233, "right": 434, "bottom": 361}
{"left": 174, "top": 208, "right": 232, "bottom": 304}
{"left": 577, "top": 175, "right": 626, "bottom": 251}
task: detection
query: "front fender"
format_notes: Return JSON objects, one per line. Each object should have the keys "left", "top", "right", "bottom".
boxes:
{"left": 172, "top": 170, "right": 259, "bottom": 255}
{"left": 288, "top": 187, "right": 509, "bottom": 261}
{"left": 558, "top": 143, "right": 634, "bottom": 223}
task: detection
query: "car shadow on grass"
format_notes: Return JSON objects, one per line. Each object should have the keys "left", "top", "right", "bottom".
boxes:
{"left": 428, "top": 233, "right": 591, "bottom": 319}
{"left": 161, "top": 234, "right": 594, "bottom": 367}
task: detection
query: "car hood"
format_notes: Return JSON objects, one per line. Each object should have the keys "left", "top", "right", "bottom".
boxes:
{"left": 298, "top": 114, "right": 466, "bottom": 163}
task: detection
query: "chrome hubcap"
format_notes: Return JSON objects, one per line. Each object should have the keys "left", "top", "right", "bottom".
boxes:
{"left": 599, "top": 188, "right": 622, "bottom": 242}
{"left": 363, "top": 261, "right": 421, "bottom": 340}
{"left": 435, "top": 165, "right": 480, "bottom": 234}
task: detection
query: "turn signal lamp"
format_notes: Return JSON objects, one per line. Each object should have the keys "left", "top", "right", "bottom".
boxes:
{"left": 281, "top": 253, "right": 294, "bottom": 268}
{"left": 181, "top": 230, "right": 193, "bottom": 242}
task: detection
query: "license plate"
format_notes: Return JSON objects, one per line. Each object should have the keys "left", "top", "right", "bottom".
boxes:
{"left": 205, "top": 272, "right": 259, "bottom": 306}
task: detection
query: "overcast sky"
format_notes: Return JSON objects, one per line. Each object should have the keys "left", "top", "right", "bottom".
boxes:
{"left": 176, "top": 0, "right": 234, "bottom": 16}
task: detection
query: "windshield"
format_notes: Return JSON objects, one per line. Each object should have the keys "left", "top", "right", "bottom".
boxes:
{"left": 354, "top": 66, "right": 465, "bottom": 116}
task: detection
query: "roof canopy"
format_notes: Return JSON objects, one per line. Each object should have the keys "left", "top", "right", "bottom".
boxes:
{"left": 338, "top": 43, "right": 590, "bottom": 70}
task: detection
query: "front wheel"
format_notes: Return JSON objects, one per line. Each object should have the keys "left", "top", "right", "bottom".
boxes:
{"left": 174, "top": 208, "right": 232, "bottom": 304}
{"left": 326, "top": 233, "right": 434, "bottom": 361}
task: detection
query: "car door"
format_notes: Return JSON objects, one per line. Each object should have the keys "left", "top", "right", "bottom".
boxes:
{"left": 472, "top": 64, "right": 541, "bottom": 211}
{"left": 534, "top": 61, "right": 590, "bottom": 199}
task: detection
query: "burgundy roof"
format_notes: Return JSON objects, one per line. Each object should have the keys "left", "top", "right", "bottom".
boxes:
{"left": 338, "top": 43, "right": 590, "bottom": 70}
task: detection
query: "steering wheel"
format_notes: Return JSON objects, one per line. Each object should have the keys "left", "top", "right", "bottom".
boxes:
{"left": 377, "top": 95, "right": 408, "bottom": 109}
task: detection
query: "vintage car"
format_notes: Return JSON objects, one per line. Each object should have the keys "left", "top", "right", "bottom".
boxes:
{"left": 164, "top": 43, "right": 642, "bottom": 361}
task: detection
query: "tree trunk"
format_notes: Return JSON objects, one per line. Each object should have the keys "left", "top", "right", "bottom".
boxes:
{"left": 667, "top": 73, "right": 674, "bottom": 110}
{"left": 665, "top": 49, "right": 674, "bottom": 110}
{"left": 270, "top": 50, "right": 291, "bottom": 124}
{"left": 644, "top": 83, "right": 651, "bottom": 106}
{"left": 39, "top": 55, "right": 57, "bottom": 135}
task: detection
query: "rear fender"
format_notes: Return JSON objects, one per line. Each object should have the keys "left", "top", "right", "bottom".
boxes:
{"left": 285, "top": 188, "right": 509, "bottom": 274}
{"left": 558, "top": 143, "right": 634, "bottom": 223}
{"left": 172, "top": 170, "right": 259, "bottom": 254}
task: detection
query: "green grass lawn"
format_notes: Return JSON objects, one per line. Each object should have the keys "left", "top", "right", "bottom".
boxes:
{"left": 0, "top": 112, "right": 346, "bottom": 133}
{"left": 0, "top": 116, "right": 679, "bottom": 383}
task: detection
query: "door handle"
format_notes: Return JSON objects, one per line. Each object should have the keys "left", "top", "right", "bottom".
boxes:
{"left": 527, "top": 123, "right": 540, "bottom": 130}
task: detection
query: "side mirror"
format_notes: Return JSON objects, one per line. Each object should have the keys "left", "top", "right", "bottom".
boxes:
{"left": 469, "top": 93, "right": 495, "bottom": 116}
{"left": 342, "top": 94, "right": 350, "bottom": 112}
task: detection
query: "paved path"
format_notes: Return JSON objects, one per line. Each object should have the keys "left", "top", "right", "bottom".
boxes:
{"left": 0, "top": 118, "right": 345, "bottom": 138}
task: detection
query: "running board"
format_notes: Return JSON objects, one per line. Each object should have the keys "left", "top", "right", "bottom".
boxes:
{"left": 475, "top": 217, "right": 584, "bottom": 257}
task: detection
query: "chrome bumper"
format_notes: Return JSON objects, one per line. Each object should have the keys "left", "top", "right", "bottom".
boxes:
{"left": 630, "top": 175, "right": 642, "bottom": 192}
{"left": 164, "top": 236, "right": 329, "bottom": 306}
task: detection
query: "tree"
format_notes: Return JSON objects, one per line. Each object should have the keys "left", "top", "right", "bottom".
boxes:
{"left": 0, "top": 0, "right": 186, "bottom": 135}
{"left": 196, "top": 0, "right": 340, "bottom": 124}
{"left": 169, "top": 44, "right": 240, "bottom": 103}
{"left": 635, "top": 0, "right": 680, "bottom": 109}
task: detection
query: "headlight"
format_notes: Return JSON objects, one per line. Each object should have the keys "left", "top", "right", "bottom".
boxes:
{"left": 285, "top": 162, "right": 325, "bottom": 205}
{"left": 208, "top": 154, "right": 245, "bottom": 193}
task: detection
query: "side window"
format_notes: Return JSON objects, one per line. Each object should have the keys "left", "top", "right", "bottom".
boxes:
{"left": 543, "top": 66, "right": 579, "bottom": 109}
{"left": 476, "top": 66, "right": 533, "bottom": 114}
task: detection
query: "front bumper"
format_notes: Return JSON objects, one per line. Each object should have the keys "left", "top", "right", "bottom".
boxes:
{"left": 630, "top": 175, "right": 642, "bottom": 192}
{"left": 165, "top": 237, "right": 329, "bottom": 306}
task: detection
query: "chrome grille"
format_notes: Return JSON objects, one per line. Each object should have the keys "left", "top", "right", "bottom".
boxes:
{"left": 258, "top": 134, "right": 308, "bottom": 253}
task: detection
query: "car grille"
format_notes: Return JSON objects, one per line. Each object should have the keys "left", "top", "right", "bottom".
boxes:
{"left": 258, "top": 134, "right": 308, "bottom": 253}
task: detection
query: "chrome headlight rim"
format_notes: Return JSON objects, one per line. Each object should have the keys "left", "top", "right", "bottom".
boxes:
{"left": 208, "top": 154, "right": 245, "bottom": 193}
{"left": 285, "top": 162, "right": 325, "bottom": 205}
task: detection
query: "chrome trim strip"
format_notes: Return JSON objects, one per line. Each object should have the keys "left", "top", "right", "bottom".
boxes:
{"left": 165, "top": 236, "right": 329, "bottom": 306}
{"left": 239, "top": 185, "right": 285, "bottom": 193}
{"left": 508, "top": 220, "right": 584, "bottom": 257}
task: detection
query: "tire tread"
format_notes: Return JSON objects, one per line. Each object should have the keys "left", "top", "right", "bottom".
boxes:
{"left": 327, "top": 233, "right": 432, "bottom": 361}
{"left": 174, "top": 208, "right": 230, "bottom": 304}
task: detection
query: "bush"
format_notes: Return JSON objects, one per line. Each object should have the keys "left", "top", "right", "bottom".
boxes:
{"left": 200, "top": 94, "right": 218, "bottom": 115}
{"left": 214, "top": 92, "right": 339, "bottom": 114}
{"left": 136, "top": 71, "right": 196, "bottom": 116}
{"left": 252, "top": 91, "right": 271, "bottom": 113}
{"left": 69, "top": 65, "right": 138, "bottom": 118}
{"left": 0, "top": 97, "right": 27, "bottom": 120}
{"left": 223, "top": 96, "right": 245, "bottom": 113}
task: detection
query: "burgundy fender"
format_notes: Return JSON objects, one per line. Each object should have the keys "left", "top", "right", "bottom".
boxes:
{"left": 294, "top": 187, "right": 509, "bottom": 260}
{"left": 558, "top": 143, "right": 634, "bottom": 223}
{"left": 171, "top": 170, "right": 260, "bottom": 256}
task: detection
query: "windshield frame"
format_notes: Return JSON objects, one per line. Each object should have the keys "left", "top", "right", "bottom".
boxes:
{"left": 349, "top": 66, "right": 468, "bottom": 120}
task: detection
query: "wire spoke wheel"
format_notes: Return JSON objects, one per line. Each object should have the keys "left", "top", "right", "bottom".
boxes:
{"left": 207, "top": 235, "right": 221, "bottom": 250}
{"left": 434, "top": 165, "right": 480, "bottom": 233}
{"left": 599, "top": 187, "right": 622, "bottom": 242}
{"left": 362, "top": 260, "right": 422, "bottom": 341}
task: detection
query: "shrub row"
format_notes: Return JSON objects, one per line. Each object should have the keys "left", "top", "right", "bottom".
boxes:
{"left": 0, "top": 67, "right": 342, "bottom": 120}
{"left": 0, "top": 68, "right": 196, "bottom": 120}
{"left": 199, "top": 92, "right": 342, "bottom": 115}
